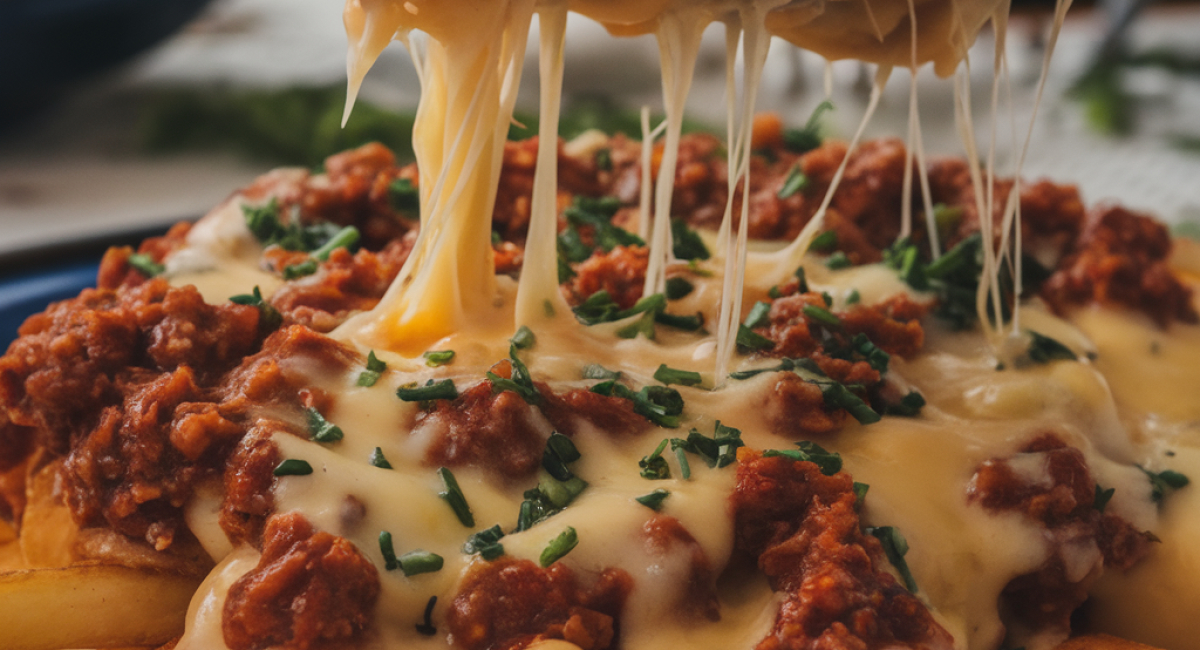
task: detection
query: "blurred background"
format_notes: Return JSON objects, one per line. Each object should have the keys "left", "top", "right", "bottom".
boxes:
{"left": 1, "top": 0, "right": 1199, "bottom": 309}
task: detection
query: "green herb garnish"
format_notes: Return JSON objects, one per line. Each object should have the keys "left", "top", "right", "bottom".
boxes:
{"left": 357, "top": 350, "right": 387, "bottom": 387}
{"left": 782, "top": 100, "right": 833, "bottom": 153}
{"left": 639, "top": 439, "right": 671, "bottom": 480}
{"left": 777, "top": 165, "right": 809, "bottom": 199}
{"left": 396, "top": 378, "right": 458, "bottom": 402}
{"left": 127, "top": 253, "right": 165, "bottom": 277}
{"left": 436, "top": 467, "right": 475, "bottom": 528}
{"left": 398, "top": 550, "right": 444, "bottom": 577}
{"left": 671, "top": 219, "right": 711, "bottom": 261}
{"left": 539, "top": 527, "right": 579, "bottom": 567}
{"left": 665, "top": 277, "right": 695, "bottom": 300}
{"left": 379, "top": 531, "right": 399, "bottom": 571}
{"left": 654, "top": 364, "right": 703, "bottom": 387}
{"left": 866, "top": 526, "right": 918, "bottom": 592}
{"left": 306, "top": 407, "right": 344, "bottom": 443}
{"left": 423, "top": 350, "right": 455, "bottom": 367}
{"left": 635, "top": 489, "right": 670, "bottom": 511}
{"left": 763, "top": 440, "right": 842, "bottom": 475}
{"left": 273, "top": 459, "right": 313, "bottom": 476}
{"left": 370, "top": 447, "right": 393, "bottom": 469}
{"left": 229, "top": 286, "right": 283, "bottom": 332}
{"left": 462, "top": 525, "right": 505, "bottom": 560}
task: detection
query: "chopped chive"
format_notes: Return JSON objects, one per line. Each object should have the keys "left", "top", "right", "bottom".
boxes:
{"left": 437, "top": 467, "right": 475, "bottom": 527}
{"left": 743, "top": 301, "right": 772, "bottom": 329}
{"left": 736, "top": 325, "right": 775, "bottom": 352}
{"left": 884, "top": 391, "right": 926, "bottom": 417}
{"left": 370, "top": 447, "right": 392, "bottom": 469}
{"left": 415, "top": 596, "right": 437, "bottom": 636}
{"left": 389, "top": 178, "right": 420, "bottom": 212}
{"left": 398, "top": 550, "right": 444, "bottom": 577}
{"left": 511, "top": 325, "right": 536, "bottom": 349}
{"left": 462, "top": 524, "right": 505, "bottom": 560}
{"left": 283, "top": 259, "right": 319, "bottom": 280}
{"left": 654, "top": 364, "right": 703, "bottom": 387}
{"left": 273, "top": 459, "right": 312, "bottom": 476}
{"left": 671, "top": 440, "right": 691, "bottom": 479}
{"left": 306, "top": 407, "right": 344, "bottom": 443}
{"left": 825, "top": 251, "right": 852, "bottom": 270}
{"left": 846, "top": 289, "right": 861, "bottom": 305}
{"left": 357, "top": 351, "right": 387, "bottom": 386}
{"left": 312, "top": 225, "right": 360, "bottom": 261}
{"left": 809, "top": 230, "right": 838, "bottom": 253}
{"left": 1094, "top": 485, "right": 1115, "bottom": 512}
{"left": 594, "top": 148, "right": 613, "bottom": 171}
{"left": 853, "top": 482, "right": 870, "bottom": 506}
{"left": 379, "top": 531, "right": 399, "bottom": 571}
{"left": 1026, "top": 331, "right": 1077, "bottom": 364}
{"left": 543, "top": 299, "right": 556, "bottom": 317}
{"left": 635, "top": 489, "right": 670, "bottom": 511}
{"left": 803, "top": 304, "right": 841, "bottom": 328}
{"left": 127, "top": 253, "right": 165, "bottom": 277}
{"left": 639, "top": 439, "right": 671, "bottom": 480}
{"left": 539, "top": 527, "right": 579, "bottom": 567}
{"left": 763, "top": 441, "right": 843, "bottom": 475}
{"left": 866, "top": 526, "right": 918, "bottom": 592}
{"left": 819, "top": 382, "right": 881, "bottom": 425}
{"left": 229, "top": 286, "right": 283, "bottom": 332}
{"left": 616, "top": 310, "right": 657, "bottom": 340}
{"left": 783, "top": 100, "right": 833, "bottom": 153}
{"left": 794, "top": 266, "right": 810, "bottom": 293}
{"left": 423, "top": 350, "right": 455, "bottom": 367}
{"left": 582, "top": 363, "right": 621, "bottom": 380}
{"left": 777, "top": 165, "right": 809, "bottom": 199}
{"left": 665, "top": 277, "right": 695, "bottom": 300}
{"left": 396, "top": 379, "right": 458, "bottom": 402}
{"left": 655, "top": 311, "right": 704, "bottom": 332}
{"left": 671, "top": 219, "right": 710, "bottom": 261}
{"left": 542, "top": 432, "right": 582, "bottom": 482}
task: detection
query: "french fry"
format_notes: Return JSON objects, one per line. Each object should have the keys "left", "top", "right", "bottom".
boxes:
{"left": 1055, "top": 635, "right": 1162, "bottom": 650}
{"left": 0, "top": 564, "right": 201, "bottom": 650}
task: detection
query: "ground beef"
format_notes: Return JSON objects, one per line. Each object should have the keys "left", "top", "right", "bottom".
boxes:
{"left": 967, "top": 434, "right": 1153, "bottom": 636}
{"left": 734, "top": 449, "right": 952, "bottom": 650}
{"left": 223, "top": 512, "right": 380, "bottom": 650}
{"left": 0, "top": 274, "right": 355, "bottom": 549}
{"left": 418, "top": 379, "right": 552, "bottom": 481}
{"left": 1041, "top": 205, "right": 1197, "bottom": 326}
{"left": 269, "top": 235, "right": 416, "bottom": 333}
{"left": 752, "top": 291, "right": 926, "bottom": 437}
{"left": 447, "top": 556, "right": 632, "bottom": 650}
{"left": 561, "top": 245, "right": 649, "bottom": 311}
{"left": 418, "top": 370, "right": 650, "bottom": 480}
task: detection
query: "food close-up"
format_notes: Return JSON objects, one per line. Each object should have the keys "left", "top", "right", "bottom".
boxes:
{"left": 0, "top": 1, "right": 1197, "bottom": 650}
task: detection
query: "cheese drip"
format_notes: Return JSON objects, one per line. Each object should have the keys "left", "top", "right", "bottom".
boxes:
{"left": 338, "top": 0, "right": 536, "bottom": 354}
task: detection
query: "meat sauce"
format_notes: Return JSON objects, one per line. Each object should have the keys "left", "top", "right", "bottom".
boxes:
{"left": 0, "top": 129, "right": 1190, "bottom": 650}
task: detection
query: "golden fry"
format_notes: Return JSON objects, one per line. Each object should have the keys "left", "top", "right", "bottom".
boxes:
{"left": 0, "top": 564, "right": 201, "bottom": 650}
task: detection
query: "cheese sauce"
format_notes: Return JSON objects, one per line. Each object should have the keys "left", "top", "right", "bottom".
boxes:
{"left": 156, "top": 0, "right": 1198, "bottom": 649}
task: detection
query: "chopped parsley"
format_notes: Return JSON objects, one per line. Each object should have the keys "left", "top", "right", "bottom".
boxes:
{"left": 242, "top": 199, "right": 347, "bottom": 253}
{"left": 1026, "top": 331, "right": 1078, "bottom": 364}
{"left": 809, "top": 230, "right": 838, "bottom": 253}
{"left": 824, "top": 251, "right": 852, "bottom": 270}
{"left": 1094, "top": 485, "right": 1116, "bottom": 512}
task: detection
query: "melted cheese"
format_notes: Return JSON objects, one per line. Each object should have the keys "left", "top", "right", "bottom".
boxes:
{"left": 149, "top": 0, "right": 1200, "bottom": 649}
